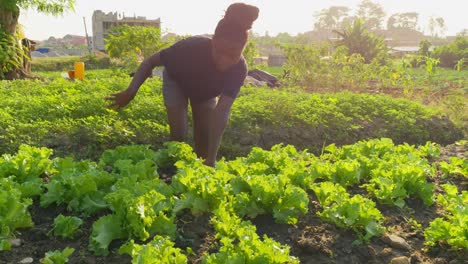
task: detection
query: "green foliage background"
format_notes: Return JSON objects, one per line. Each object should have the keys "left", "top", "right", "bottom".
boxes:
{"left": 105, "top": 25, "right": 172, "bottom": 73}
{"left": 0, "top": 71, "right": 463, "bottom": 160}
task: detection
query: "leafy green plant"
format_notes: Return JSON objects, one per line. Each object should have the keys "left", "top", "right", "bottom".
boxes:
{"left": 87, "top": 144, "right": 176, "bottom": 256}
{"left": 119, "top": 236, "right": 188, "bottom": 264}
{"left": 323, "top": 138, "right": 436, "bottom": 207}
{"left": 363, "top": 162, "right": 434, "bottom": 208}
{"left": 0, "top": 178, "right": 33, "bottom": 250}
{"left": 424, "top": 56, "right": 440, "bottom": 77}
{"left": 98, "top": 144, "right": 158, "bottom": 171}
{"left": 0, "top": 145, "right": 54, "bottom": 198}
{"left": 231, "top": 172, "right": 309, "bottom": 224}
{"left": 439, "top": 157, "right": 468, "bottom": 178}
{"left": 104, "top": 188, "right": 176, "bottom": 242}
{"left": 311, "top": 182, "right": 384, "bottom": 242}
{"left": 49, "top": 214, "right": 83, "bottom": 239}
{"left": 40, "top": 158, "right": 115, "bottom": 215}
{"left": 88, "top": 214, "right": 126, "bottom": 256}
{"left": 0, "top": 144, "right": 53, "bottom": 183}
{"left": 173, "top": 144, "right": 310, "bottom": 224}
{"left": 454, "top": 58, "right": 465, "bottom": 71}
{"left": 155, "top": 141, "right": 198, "bottom": 168}
{"left": 204, "top": 205, "right": 300, "bottom": 263}
{"left": 40, "top": 247, "right": 75, "bottom": 264}
{"left": 407, "top": 217, "right": 423, "bottom": 232}
{"left": 0, "top": 239, "right": 11, "bottom": 251}
{"left": 424, "top": 184, "right": 468, "bottom": 250}
{"left": 171, "top": 159, "right": 232, "bottom": 215}
{"left": 232, "top": 144, "right": 318, "bottom": 189}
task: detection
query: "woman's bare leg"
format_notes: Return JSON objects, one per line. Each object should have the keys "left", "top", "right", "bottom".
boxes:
{"left": 162, "top": 69, "right": 189, "bottom": 142}
{"left": 191, "top": 98, "right": 217, "bottom": 159}
{"left": 166, "top": 105, "right": 188, "bottom": 141}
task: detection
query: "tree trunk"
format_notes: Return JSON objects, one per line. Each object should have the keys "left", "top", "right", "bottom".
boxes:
{"left": 0, "top": 8, "right": 19, "bottom": 35}
{"left": 0, "top": 8, "right": 38, "bottom": 80}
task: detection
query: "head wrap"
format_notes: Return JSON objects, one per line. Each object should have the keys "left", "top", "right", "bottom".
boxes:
{"left": 214, "top": 3, "right": 259, "bottom": 45}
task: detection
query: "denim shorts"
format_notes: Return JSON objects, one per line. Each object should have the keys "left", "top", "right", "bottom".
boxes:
{"left": 162, "top": 69, "right": 217, "bottom": 107}
{"left": 162, "top": 69, "right": 188, "bottom": 107}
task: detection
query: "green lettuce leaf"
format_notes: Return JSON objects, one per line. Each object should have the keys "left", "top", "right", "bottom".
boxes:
{"left": 88, "top": 214, "right": 126, "bottom": 256}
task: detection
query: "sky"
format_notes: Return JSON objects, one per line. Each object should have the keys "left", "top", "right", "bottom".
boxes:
{"left": 19, "top": 0, "right": 468, "bottom": 41}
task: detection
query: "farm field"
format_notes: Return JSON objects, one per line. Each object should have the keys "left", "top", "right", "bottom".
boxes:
{"left": 2, "top": 0, "right": 468, "bottom": 261}
{"left": 0, "top": 69, "right": 467, "bottom": 263}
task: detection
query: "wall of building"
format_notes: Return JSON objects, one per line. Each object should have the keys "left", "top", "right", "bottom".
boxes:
{"left": 92, "top": 10, "right": 161, "bottom": 51}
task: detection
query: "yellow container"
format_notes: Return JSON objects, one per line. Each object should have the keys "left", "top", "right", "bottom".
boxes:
{"left": 74, "top": 62, "right": 85, "bottom": 80}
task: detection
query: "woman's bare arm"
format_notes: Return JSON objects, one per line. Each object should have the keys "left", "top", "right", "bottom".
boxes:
{"left": 127, "top": 52, "right": 163, "bottom": 95}
{"left": 106, "top": 52, "right": 162, "bottom": 109}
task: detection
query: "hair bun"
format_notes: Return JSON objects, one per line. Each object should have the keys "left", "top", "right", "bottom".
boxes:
{"left": 224, "top": 3, "right": 259, "bottom": 30}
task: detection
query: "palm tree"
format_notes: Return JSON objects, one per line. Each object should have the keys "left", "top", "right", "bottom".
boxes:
{"left": 333, "top": 19, "right": 387, "bottom": 63}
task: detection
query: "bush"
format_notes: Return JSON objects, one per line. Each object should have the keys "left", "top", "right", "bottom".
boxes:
{"left": 281, "top": 44, "right": 411, "bottom": 90}
{"left": 223, "top": 89, "right": 463, "bottom": 158}
{"left": 432, "top": 36, "right": 468, "bottom": 68}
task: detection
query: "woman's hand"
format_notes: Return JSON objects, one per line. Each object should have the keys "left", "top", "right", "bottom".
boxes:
{"left": 105, "top": 53, "right": 162, "bottom": 110}
{"left": 105, "top": 90, "right": 136, "bottom": 110}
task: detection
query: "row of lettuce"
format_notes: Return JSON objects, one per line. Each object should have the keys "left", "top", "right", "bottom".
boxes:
{"left": 0, "top": 74, "right": 464, "bottom": 161}
{"left": 1, "top": 138, "right": 467, "bottom": 263}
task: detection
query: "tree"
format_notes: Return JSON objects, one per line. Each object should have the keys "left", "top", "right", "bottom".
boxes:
{"left": 435, "top": 17, "right": 447, "bottom": 37}
{"left": 387, "top": 12, "right": 419, "bottom": 30}
{"left": 105, "top": 25, "right": 172, "bottom": 73}
{"left": 275, "top": 32, "right": 294, "bottom": 43}
{"left": 356, "top": 0, "right": 385, "bottom": 30}
{"left": 428, "top": 16, "right": 447, "bottom": 38}
{"left": 333, "top": 19, "right": 388, "bottom": 63}
{"left": 419, "top": 39, "right": 432, "bottom": 56}
{"left": 314, "top": 6, "right": 352, "bottom": 31}
{"left": 0, "top": 0, "right": 76, "bottom": 80}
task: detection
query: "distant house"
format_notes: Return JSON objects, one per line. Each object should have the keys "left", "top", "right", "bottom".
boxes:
{"left": 62, "top": 35, "right": 87, "bottom": 46}
{"left": 389, "top": 45, "right": 436, "bottom": 58}
{"left": 253, "top": 56, "right": 268, "bottom": 65}
{"left": 92, "top": 10, "right": 161, "bottom": 51}
{"left": 39, "top": 35, "right": 87, "bottom": 48}
{"left": 389, "top": 46, "right": 420, "bottom": 57}
{"left": 374, "top": 28, "right": 426, "bottom": 46}
{"left": 268, "top": 54, "right": 287, "bottom": 67}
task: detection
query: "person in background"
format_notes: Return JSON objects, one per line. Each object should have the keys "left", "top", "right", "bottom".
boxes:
{"left": 106, "top": 3, "right": 259, "bottom": 167}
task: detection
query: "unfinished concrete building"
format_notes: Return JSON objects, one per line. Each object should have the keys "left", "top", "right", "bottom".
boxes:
{"left": 92, "top": 10, "right": 161, "bottom": 51}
